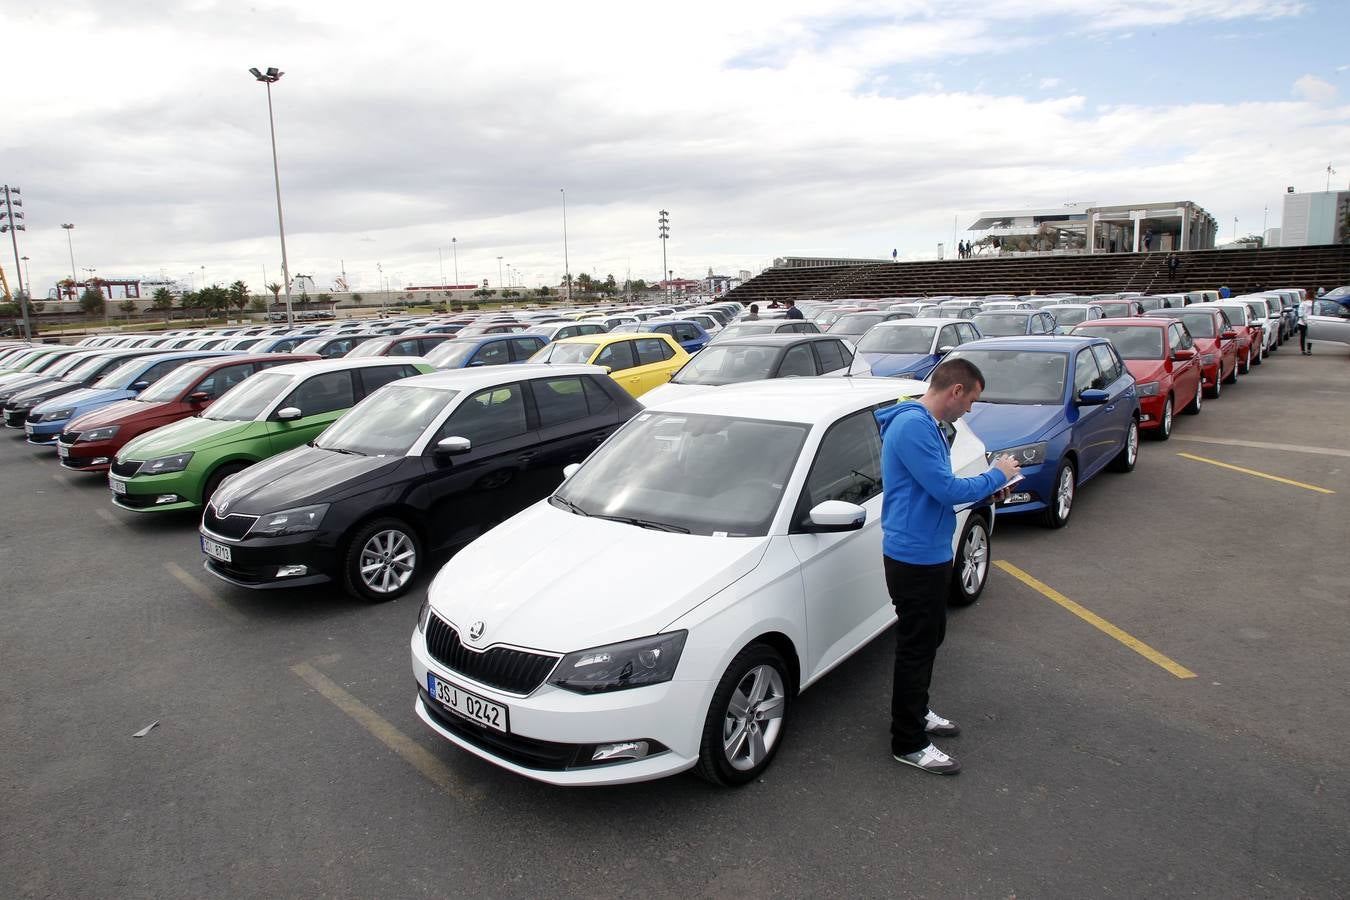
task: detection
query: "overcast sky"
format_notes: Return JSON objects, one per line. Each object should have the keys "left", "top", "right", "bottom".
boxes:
{"left": 4, "top": 0, "right": 1347, "bottom": 296}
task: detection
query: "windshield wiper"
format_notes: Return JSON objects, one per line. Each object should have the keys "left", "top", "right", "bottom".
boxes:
{"left": 592, "top": 514, "right": 690, "bottom": 533}
{"left": 551, "top": 495, "right": 589, "bottom": 517}
{"left": 324, "top": 446, "right": 366, "bottom": 456}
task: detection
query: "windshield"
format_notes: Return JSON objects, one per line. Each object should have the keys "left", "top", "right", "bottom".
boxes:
{"left": 93, "top": 358, "right": 155, "bottom": 390}
{"left": 346, "top": 339, "right": 393, "bottom": 357}
{"left": 1137, "top": 298, "right": 1168, "bottom": 311}
{"left": 27, "top": 351, "right": 73, "bottom": 372}
{"left": 1076, "top": 326, "right": 1163, "bottom": 359}
{"left": 54, "top": 353, "right": 106, "bottom": 381}
{"left": 717, "top": 324, "right": 778, "bottom": 341}
{"left": 138, "top": 363, "right": 210, "bottom": 402}
{"left": 294, "top": 338, "right": 329, "bottom": 354}
{"left": 531, "top": 342, "right": 599, "bottom": 364}
{"left": 424, "top": 341, "right": 478, "bottom": 368}
{"left": 203, "top": 371, "right": 291, "bottom": 421}
{"left": 1097, "top": 303, "right": 1133, "bottom": 317}
{"left": 946, "top": 349, "right": 1067, "bottom": 404}
{"left": 857, "top": 326, "right": 935, "bottom": 354}
{"left": 1244, "top": 302, "right": 1268, "bottom": 320}
{"left": 1325, "top": 286, "right": 1349, "bottom": 300}
{"left": 555, "top": 411, "right": 809, "bottom": 536}
{"left": 1215, "top": 305, "right": 1248, "bottom": 324}
{"left": 972, "top": 314, "right": 1029, "bottom": 336}
{"left": 1175, "top": 315, "right": 1215, "bottom": 338}
{"left": 672, "top": 344, "right": 779, "bottom": 385}
{"left": 1048, "top": 307, "right": 1088, "bottom": 325}
{"left": 831, "top": 315, "right": 885, "bottom": 335}
{"left": 316, "top": 384, "right": 452, "bottom": 456}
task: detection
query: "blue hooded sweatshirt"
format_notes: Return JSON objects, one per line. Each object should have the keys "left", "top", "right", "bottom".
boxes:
{"left": 875, "top": 400, "right": 1008, "bottom": 565}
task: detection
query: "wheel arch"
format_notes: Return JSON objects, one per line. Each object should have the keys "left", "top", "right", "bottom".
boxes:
{"left": 745, "top": 631, "right": 801, "bottom": 697}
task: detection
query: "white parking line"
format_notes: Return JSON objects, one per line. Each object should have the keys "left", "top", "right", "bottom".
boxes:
{"left": 1172, "top": 435, "right": 1350, "bottom": 458}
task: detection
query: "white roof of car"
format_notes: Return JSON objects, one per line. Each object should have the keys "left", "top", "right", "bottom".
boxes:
{"left": 259, "top": 355, "right": 429, "bottom": 378}
{"left": 642, "top": 375, "right": 927, "bottom": 425}
{"left": 870, "top": 317, "right": 953, "bottom": 328}
{"left": 396, "top": 363, "right": 609, "bottom": 393}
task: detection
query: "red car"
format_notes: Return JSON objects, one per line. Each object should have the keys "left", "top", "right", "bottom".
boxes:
{"left": 1151, "top": 306, "right": 1240, "bottom": 397}
{"left": 1073, "top": 318, "right": 1202, "bottom": 440}
{"left": 56, "top": 353, "right": 319, "bottom": 472}
{"left": 343, "top": 332, "right": 461, "bottom": 358}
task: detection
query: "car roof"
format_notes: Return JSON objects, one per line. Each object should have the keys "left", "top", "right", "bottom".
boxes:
{"left": 961, "top": 335, "right": 1098, "bottom": 352}
{"left": 182, "top": 352, "right": 323, "bottom": 370}
{"left": 1077, "top": 317, "right": 1171, "bottom": 327}
{"left": 397, "top": 363, "right": 610, "bottom": 393}
{"left": 643, "top": 374, "right": 927, "bottom": 424}
{"left": 973, "top": 309, "right": 1037, "bottom": 317}
{"left": 706, "top": 333, "right": 842, "bottom": 347}
{"left": 551, "top": 332, "right": 666, "bottom": 346}
{"left": 872, "top": 317, "right": 962, "bottom": 327}
{"left": 257, "top": 356, "right": 429, "bottom": 378}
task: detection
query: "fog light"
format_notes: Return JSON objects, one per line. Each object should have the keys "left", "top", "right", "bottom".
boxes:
{"left": 1004, "top": 492, "right": 1032, "bottom": 504}
{"left": 154, "top": 494, "right": 180, "bottom": 504}
{"left": 592, "top": 740, "right": 649, "bottom": 762}
{"left": 92, "top": 457, "right": 109, "bottom": 465}
{"left": 276, "top": 565, "right": 308, "bottom": 578}
{"left": 1140, "top": 414, "right": 1152, "bottom": 422}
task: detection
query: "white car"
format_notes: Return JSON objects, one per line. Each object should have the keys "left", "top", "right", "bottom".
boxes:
{"left": 411, "top": 377, "right": 997, "bottom": 786}
{"left": 639, "top": 334, "right": 859, "bottom": 407}
{"left": 1231, "top": 296, "right": 1280, "bottom": 356}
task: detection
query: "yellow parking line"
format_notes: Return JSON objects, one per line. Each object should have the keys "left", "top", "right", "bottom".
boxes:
{"left": 994, "top": 560, "right": 1197, "bottom": 680}
{"left": 1177, "top": 452, "right": 1335, "bottom": 494}
{"left": 163, "top": 561, "right": 246, "bottom": 623}
{"left": 290, "top": 661, "right": 478, "bottom": 806}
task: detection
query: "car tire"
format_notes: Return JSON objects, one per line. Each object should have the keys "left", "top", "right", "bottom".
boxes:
{"left": 949, "top": 513, "right": 990, "bottom": 607}
{"left": 1238, "top": 349, "right": 1250, "bottom": 375}
{"left": 342, "top": 517, "right": 422, "bottom": 603}
{"left": 1222, "top": 360, "right": 1239, "bottom": 385}
{"left": 1152, "top": 396, "right": 1173, "bottom": 440}
{"left": 696, "top": 643, "right": 792, "bottom": 787}
{"left": 1205, "top": 371, "right": 1222, "bottom": 399}
{"left": 201, "top": 462, "right": 249, "bottom": 508}
{"left": 1039, "top": 459, "right": 1076, "bottom": 529}
{"left": 1185, "top": 383, "right": 1202, "bottom": 414}
{"left": 1110, "top": 418, "right": 1139, "bottom": 472}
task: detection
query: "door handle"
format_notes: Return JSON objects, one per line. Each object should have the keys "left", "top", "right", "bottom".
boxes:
{"left": 517, "top": 451, "right": 538, "bottom": 463}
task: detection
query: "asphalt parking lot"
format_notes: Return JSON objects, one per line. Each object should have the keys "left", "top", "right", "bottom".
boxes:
{"left": 2, "top": 347, "right": 1347, "bottom": 899}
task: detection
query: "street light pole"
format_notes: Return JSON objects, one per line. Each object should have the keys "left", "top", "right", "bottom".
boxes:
{"left": 452, "top": 237, "right": 458, "bottom": 286}
{"left": 658, "top": 209, "right": 670, "bottom": 301}
{"left": 438, "top": 246, "right": 445, "bottom": 289}
{"left": 249, "top": 66, "right": 294, "bottom": 328}
{"left": 561, "top": 189, "right": 571, "bottom": 302}
{"left": 1, "top": 185, "right": 31, "bottom": 338}
{"left": 497, "top": 256, "right": 504, "bottom": 293}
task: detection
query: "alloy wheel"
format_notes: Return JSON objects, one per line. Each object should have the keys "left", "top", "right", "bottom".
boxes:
{"left": 1056, "top": 465, "right": 1075, "bottom": 520}
{"left": 359, "top": 529, "right": 416, "bottom": 595}
{"left": 722, "top": 664, "right": 786, "bottom": 772}
{"left": 959, "top": 522, "right": 988, "bottom": 597}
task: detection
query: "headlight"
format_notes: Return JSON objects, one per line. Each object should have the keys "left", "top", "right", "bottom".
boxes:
{"left": 417, "top": 599, "right": 432, "bottom": 633}
{"left": 79, "top": 425, "right": 120, "bottom": 442}
{"left": 988, "top": 441, "right": 1048, "bottom": 466}
{"left": 1136, "top": 381, "right": 1160, "bottom": 397}
{"left": 245, "top": 503, "right": 328, "bottom": 538}
{"left": 41, "top": 407, "right": 76, "bottom": 420}
{"left": 141, "top": 452, "right": 194, "bottom": 475}
{"left": 548, "top": 631, "right": 688, "bottom": 694}
{"left": 16, "top": 398, "right": 41, "bottom": 410}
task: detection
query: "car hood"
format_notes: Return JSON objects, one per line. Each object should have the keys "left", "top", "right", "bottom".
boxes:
{"left": 209, "top": 445, "right": 399, "bottom": 513}
{"left": 860, "top": 352, "right": 935, "bottom": 376}
{"left": 13, "top": 380, "right": 84, "bottom": 405}
{"left": 1124, "top": 360, "right": 1167, "bottom": 383}
{"left": 0, "top": 373, "right": 57, "bottom": 396}
{"left": 67, "top": 398, "right": 168, "bottom": 432}
{"left": 119, "top": 415, "right": 257, "bottom": 460}
{"left": 963, "top": 401, "right": 1066, "bottom": 449}
{"left": 427, "top": 502, "right": 770, "bottom": 651}
{"left": 33, "top": 386, "right": 131, "bottom": 415}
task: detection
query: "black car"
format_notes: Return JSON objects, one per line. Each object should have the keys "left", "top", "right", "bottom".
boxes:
{"left": 199, "top": 364, "right": 642, "bottom": 601}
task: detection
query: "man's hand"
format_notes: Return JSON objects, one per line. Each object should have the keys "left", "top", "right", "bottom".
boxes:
{"left": 992, "top": 453, "right": 1021, "bottom": 480}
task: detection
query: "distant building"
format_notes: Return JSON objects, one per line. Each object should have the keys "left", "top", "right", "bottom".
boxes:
{"left": 1280, "top": 190, "right": 1350, "bottom": 246}
{"left": 772, "top": 256, "right": 890, "bottom": 269}
{"left": 967, "top": 201, "right": 1217, "bottom": 254}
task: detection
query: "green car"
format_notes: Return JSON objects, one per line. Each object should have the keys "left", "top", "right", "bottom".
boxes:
{"left": 109, "top": 357, "right": 435, "bottom": 512}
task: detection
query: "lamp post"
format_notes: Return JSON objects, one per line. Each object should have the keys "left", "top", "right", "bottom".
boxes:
{"left": 658, "top": 209, "right": 670, "bottom": 301}
{"left": 437, "top": 246, "right": 445, "bottom": 289}
{"left": 561, "top": 189, "right": 571, "bottom": 302}
{"left": 248, "top": 66, "right": 294, "bottom": 328}
{"left": 1, "top": 185, "right": 31, "bottom": 338}
{"left": 497, "top": 256, "right": 504, "bottom": 293}
{"left": 452, "top": 237, "right": 458, "bottom": 286}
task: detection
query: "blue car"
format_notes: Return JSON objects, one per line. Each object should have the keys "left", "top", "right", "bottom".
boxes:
{"left": 855, "top": 318, "right": 982, "bottom": 379}
{"left": 946, "top": 336, "right": 1140, "bottom": 528}
{"left": 23, "top": 351, "right": 239, "bottom": 446}
{"left": 613, "top": 320, "right": 712, "bottom": 353}
{"left": 423, "top": 334, "right": 547, "bottom": 369}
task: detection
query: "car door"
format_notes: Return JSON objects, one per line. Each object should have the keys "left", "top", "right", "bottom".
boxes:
{"left": 593, "top": 339, "right": 642, "bottom": 394}
{"left": 1167, "top": 323, "right": 1201, "bottom": 407}
{"left": 268, "top": 370, "right": 357, "bottom": 454}
{"left": 467, "top": 339, "right": 511, "bottom": 367}
{"left": 1308, "top": 300, "right": 1350, "bottom": 346}
{"left": 1090, "top": 342, "right": 1134, "bottom": 453}
{"left": 524, "top": 374, "right": 625, "bottom": 494}
{"left": 421, "top": 382, "right": 539, "bottom": 547}
{"left": 1069, "top": 348, "right": 1111, "bottom": 475}
{"left": 788, "top": 409, "right": 890, "bottom": 680}
{"left": 508, "top": 337, "right": 545, "bottom": 362}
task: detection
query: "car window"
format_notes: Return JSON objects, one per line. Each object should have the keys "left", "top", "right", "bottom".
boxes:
{"left": 595, "top": 340, "right": 638, "bottom": 371}
{"left": 533, "top": 376, "right": 591, "bottom": 429}
{"left": 358, "top": 364, "right": 417, "bottom": 396}
{"left": 509, "top": 338, "right": 544, "bottom": 361}
{"left": 779, "top": 344, "right": 818, "bottom": 377}
{"left": 1168, "top": 324, "right": 1184, "bottom": 353}
{"left": 206, "top": 363, "right": 257, "bottom": 399}
{"left": 1090, "top": 344, "right": 1121, "bottom": 383}
{"left": 137, "top": 358, "right": 192, "bottom": 386}
{"left": 470, "top": 341, "right": 511, "bottom": 367}
{"left": 279, "top": 370, "right": 356, "bottom": 417}
{"left": 938, "top": 325, "right": 960, "bottom": 349}
{"left": 581, "top": 376, "right": 617, "bottom": 416}
{"left": 1074, "top": 349, "right": 1103, "bottom": 394}
{"left": 634, "top": 338, "right": 670, "bottom": 366}
{"left": 390, "top": 339, "right": 420, "bottom": 356}
{"left": 812, "top": 340, "right": 846, "bottom": 373}
{"left": 439, "top": 383, "right": 528, "bottom": 446}
{"left": 795, "top": 410, "right": 883, "bottom": 528}
{"left": 555, "top": 326, "right": 577, "bottom": 340}
{"left": 1176, "top": 325, "right": 1194, "bottom": 350}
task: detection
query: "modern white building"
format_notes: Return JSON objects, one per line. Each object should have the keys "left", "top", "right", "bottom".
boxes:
{"left": 1280, "top": 190, "right": 1349, "bottom": 246}
{"left": 966, "top": 201, "right": 1217, "bottom": 254}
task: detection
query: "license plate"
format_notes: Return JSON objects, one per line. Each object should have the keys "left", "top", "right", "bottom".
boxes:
{"left": 24, "top": 423, "right": 33, "bottom": 435}
{"left": 201, "top": 536, "right": 232, "bottom": 563}
{"left": 57, "top": 443, "right": 69, "bottom": 458}
{"left": 427, "top": 673, "right": 508, "bottom": 733}
{"left": 109, "top": 476, "right": 127, "bottom": 495}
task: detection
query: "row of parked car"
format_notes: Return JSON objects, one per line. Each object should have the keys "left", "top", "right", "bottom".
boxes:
{"left": 5, "top": 282, "right": 1343, "bottom": 790}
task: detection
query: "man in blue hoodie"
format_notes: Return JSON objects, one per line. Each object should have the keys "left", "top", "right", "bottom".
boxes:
{"left": 875, "top": 358, "right": 1020, "bottom": 775}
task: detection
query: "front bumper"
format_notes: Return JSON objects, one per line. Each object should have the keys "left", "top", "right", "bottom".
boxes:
{"left": 411, "top": 632, "right": 707, "bottom": 786}
{"left": 1137, "top": 393, "right": 1168, "bottom": 430}
{"left": 4, "top": 407, "right": 30, "bottom": 429}
{"left": 57, "top": 437, "right": 117, "bottom": 471}
{"left": 110, "top": 469, "right": 202, "bottom": 513}
{"left": 993, "top": 461, "right": 1051, "bottom": 516}
{"left": 24, "top": 419, "right": 65, "bottom": 445}
{"left": 199, "top": 525, "right": 337, "bottom": 589}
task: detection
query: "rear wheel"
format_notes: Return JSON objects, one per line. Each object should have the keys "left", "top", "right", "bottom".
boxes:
{"left": 696, "top": 643, "right": 792, "bottom": 786}
{"left": 1110, "top": 418, "right": 1139, "bottom": 472}
{"left": 1153, "top": 396, "right": 1174, "bottom": 440}
{"left": 1039, "top": 459, "right": 1076, "bottom": 528}
{"left": 343, "top": 517, "right": 422, "bottom": 602}
{"left": 949, "top": 514, "right": 990, "bottom": 607}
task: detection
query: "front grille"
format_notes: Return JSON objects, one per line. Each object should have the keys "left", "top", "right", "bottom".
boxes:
{"left": 111, "top": 459, "right": 142, "bottom": 478}
{"left": 25, "top": 411, "right": 43, "bottom": 423}
{"left": 424, "top": 614, "right": 558, "bottom": 695}
{"left": 5, "top": 410, "right": 26, "bottom": 426}
{"left": 203, "top": 506, "right": 258, "bottom": 541}
{"left": 112, "top": 492, "right": 161, "bottom": 509}
{"left": 60, "top": 454, "right": 101, "bottom": 469}
{"left": 60, "top": 431, "right": 81, "bottom": 443}
{"left": 204, "top": 558, "right": 273, "bottom": 585}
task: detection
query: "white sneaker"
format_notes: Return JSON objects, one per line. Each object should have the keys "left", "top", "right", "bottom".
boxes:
{"left": 925, "top": 709, "right": 960, "bottom": 737}
{"left": 893, "top": 742, "right": 961, "bottom": 775}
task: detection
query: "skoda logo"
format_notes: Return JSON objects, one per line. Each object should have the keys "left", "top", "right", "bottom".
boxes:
{"left": 468, "top": 621, "right": 486, "bottom": 641}
{"left": 216, "top": 499, "right": 228, "bottom": 515}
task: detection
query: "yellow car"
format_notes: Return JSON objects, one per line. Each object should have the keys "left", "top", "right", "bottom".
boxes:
{"left": 529, "top": 332, "right": 690, "bottom": 398}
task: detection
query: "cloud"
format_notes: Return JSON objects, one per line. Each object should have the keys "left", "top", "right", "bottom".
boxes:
{"left": 1293, "top": 75, "right": 1338, "bottom": 103}
{"left": 1039, "top": 77, "right": 1062, "bottom": 90}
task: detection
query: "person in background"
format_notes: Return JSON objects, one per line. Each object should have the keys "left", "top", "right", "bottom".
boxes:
{"left": 1166, "top": 253, "right": 1180, "bottom": 283}
{"left": 746, "top": 304, "right": 760, "bottom": 321}
{"left": 1299, "top": 292, "right": 1314, "bottom": 354}
{"left": 783, "top": 299, "right": 804, "bottom": 320}
{"left": 874, "top": 359, "right": 1020, "bottom": 776}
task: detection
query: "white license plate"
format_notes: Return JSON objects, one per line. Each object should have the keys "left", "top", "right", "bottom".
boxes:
{"left": 427, "top": 673, "right": 508, "bottom": 733}
{"left": 57, "top": 443, "right": 70, "bottom": 458}
{"left": 201, "top": 536, "right": 232, "bottom": 563}
{"left": 109, "top": 477, "right": 127, "bottom": 495}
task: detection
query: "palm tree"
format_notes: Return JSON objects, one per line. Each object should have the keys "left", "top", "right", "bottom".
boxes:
{"left": 229, "top": 280, "right": 249, "bottom": 313}
{"left": 151, "top": 287, "right": 175, "bottom": 323}
{"left": 267, "top": 282, "right": 283, "bottom": 308}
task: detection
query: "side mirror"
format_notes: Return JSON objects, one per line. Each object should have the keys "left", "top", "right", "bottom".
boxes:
{"left": 276, "top": 406, "right": 302, "bottom": 421}
{"left": 805, "top": 500, "right": 866, "bottom": 533}
{"left": 937, "top": 345, "right": 955, "bottom": 355}
{"left": 563, "top": 462, "right": 581, "bottom": 479}
{"left": 1221, "top": 329, "right": 1237, "bottom": 339}
{"left": 1173, "top": 348, "right": 1196, "bottom": 360}
{"left": 131, "top": 380, "right": 150, "bottom": 391}
{"left": 434, "top": 435, "right": 472, "bottom": 458}
{"left": 186, "top": 391, "right": 210, "bottom": 404}
{"left": 1077, "top": 388, "right": 1110, "bottom": 405}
